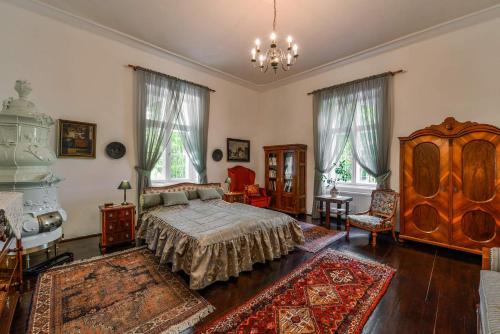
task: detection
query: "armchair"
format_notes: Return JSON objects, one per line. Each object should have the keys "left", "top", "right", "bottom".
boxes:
{"left": 479, "top": 248, "right": 500, "bottom": 334}
{"left": 345, "top": 189, "right": 399, "bottom": 247}
{"left": 227, "top": 166, "right": 271, "bottom": 208}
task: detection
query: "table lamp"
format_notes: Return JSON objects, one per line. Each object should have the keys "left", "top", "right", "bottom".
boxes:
{"left": 117, "top": 180, "right": 132, "bottom": 205}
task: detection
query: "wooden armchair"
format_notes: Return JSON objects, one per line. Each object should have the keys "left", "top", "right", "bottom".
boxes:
{"left": 345, "top": 189, "right": 399, "bottom": 247}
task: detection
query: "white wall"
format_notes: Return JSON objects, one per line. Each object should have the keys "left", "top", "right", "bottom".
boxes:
{"left": 259, "top": 15, "right": 500, "bottom": 215}
{"left": 2, "top": 1, "right": 499, "bottom": 239}
{"left": 0, "top": 1, "right": 261, "bottom": 239}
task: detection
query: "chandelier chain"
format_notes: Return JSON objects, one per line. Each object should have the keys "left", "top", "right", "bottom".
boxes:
{"left": 273, "top": 0, "right": 277, "bottom": 32}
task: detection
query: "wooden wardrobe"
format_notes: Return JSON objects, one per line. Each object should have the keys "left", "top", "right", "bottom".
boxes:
{"left": 264, "top": 144, "right": 307, "bottom": 216}
{"left": 399, "top": 117, "right": 500, "bottom": 254}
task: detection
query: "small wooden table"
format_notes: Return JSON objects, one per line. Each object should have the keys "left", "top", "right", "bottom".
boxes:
{"left": 224, "top": 191, "right": 244, "bottom": 203}
{"left": 315, "top": 195, "right": 353, "bottom": 229}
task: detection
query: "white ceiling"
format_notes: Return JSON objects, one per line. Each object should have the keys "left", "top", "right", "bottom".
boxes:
{"left": 37, "top": 0, "right": 500, "bottom": 86}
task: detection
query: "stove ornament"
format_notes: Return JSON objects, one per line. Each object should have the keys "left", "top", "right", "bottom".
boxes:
{"left": 0, "top": 80, "right": 66, "bottom": 256}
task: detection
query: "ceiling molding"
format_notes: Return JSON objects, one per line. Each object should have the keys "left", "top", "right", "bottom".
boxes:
{"left": 258, "top": 4, "right": 500, "bottom": 90}
{"left": 8, "top": 0, "right": 500, "bottom": 92}
{"left": 7, "top": 0, "right": 262, "bottom": 91}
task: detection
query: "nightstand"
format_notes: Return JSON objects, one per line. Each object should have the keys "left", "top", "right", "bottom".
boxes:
{"left": 224, "top": 191, "right": 244, "bottom": 203}
{"left": 99, "top": 203, "right": 136, "bottom": 254}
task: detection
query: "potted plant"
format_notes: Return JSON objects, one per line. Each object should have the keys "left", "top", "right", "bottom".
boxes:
{"left": 321, "top": 160, "right": 352, "bottom": 197}
{"left": 322, "top": 174, "right": 339, "bottom": 197}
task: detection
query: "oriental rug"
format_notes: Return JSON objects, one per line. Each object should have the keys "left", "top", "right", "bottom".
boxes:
{"left": 297, "top": 221, "right": 346, "bottom": 253}
{"left": 196, "top": 249, "right": 395, "bottom": 334}
{"left": 28, "top": 246, "right": 214, "bottom": 334}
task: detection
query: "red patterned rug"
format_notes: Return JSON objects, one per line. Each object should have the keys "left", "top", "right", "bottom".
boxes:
{"left": 297, "top": 221, "right": 346, "bottom": 253}
{"left": 28, "top": 247, "right": 214, "bottom": 334}
{"left": 197, "top": 249, "right": 395, "bottom": 334}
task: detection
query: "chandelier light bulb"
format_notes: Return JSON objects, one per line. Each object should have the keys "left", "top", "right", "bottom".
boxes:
{"left": 255, "top": 38, "right": 261, "bottom": 47}
{"left": 251, "top": 48, "right": 256, "bottom": 60}
{"left": 287, "top": 36, "right": 293, "bottom": 43}
{"left": 270, "top": 32, "right": 277, "bottom": 41}
{"left": 292, "top": 44, "right": 298, "bottom": 55}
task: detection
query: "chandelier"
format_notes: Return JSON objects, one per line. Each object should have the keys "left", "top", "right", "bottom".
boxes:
{"left": 250, "top": 0, "right": 299, "bottom": 73}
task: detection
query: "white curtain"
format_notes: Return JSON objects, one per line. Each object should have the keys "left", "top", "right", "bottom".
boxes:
{"left": 176, "top": 83, "right": 210, "bottom": 183}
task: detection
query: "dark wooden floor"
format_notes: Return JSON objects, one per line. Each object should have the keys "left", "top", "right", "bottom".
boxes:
{"left": 11, "top": 217, "right": 481, "bottom": 334}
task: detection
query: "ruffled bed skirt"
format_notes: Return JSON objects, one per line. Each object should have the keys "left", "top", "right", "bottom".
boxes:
{"left": 138, "top": 215, "right": 304, "bottom": 290}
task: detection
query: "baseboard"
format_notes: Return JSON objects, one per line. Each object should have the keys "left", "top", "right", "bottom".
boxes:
{"left": 61, "top": 233, "right": 101, "bottom": 243}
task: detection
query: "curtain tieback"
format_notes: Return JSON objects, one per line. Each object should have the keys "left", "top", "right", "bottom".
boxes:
{"left": 135, "top": 167, "right": 152, "bottom": 176}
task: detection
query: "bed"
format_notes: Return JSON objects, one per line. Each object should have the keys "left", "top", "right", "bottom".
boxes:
{"left": 137, "top": 183, "right": 304, "bottom": 289}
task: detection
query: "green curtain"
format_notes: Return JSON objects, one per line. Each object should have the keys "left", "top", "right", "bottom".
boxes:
{"left": 350, "top": 75, "right": 392, "bottom": 188}
{"left": 312, "top": 86, "right": 358, "bottom": 218}
{"left": 135, "top": 69, "right": 184, "bottom": 203}
{"left": 176, "top": 83, "right": 210, "bottom": 183}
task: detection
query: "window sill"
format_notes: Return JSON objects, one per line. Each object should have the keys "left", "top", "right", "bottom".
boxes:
{"left": 336, "top": 184, "right": 375, "bottom": 195}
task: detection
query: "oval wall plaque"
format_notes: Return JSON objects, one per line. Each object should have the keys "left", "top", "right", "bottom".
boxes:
{"left": 105, "top": 142, "right": 126, "bottom": 159}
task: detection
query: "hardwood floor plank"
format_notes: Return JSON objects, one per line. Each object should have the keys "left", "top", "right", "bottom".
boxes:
{"left": 10, "top": 217, "right": 481, "bottom": 334}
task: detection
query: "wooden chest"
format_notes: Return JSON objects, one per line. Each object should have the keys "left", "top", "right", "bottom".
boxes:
{"left": 99, "top": 204, "right": 136, "bottom": 254}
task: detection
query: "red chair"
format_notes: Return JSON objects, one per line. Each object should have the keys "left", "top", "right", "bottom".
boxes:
{"left": 227, "top": 166, "right": 271, "bottom": 208}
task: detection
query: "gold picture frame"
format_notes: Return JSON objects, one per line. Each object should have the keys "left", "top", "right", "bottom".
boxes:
{"left": 57, "top": 119, "right": 97, "bottom": 158}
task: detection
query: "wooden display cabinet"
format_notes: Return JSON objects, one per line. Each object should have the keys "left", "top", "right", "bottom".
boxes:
{"left": 263, "top": 144, "right": 307, "bottom": 216}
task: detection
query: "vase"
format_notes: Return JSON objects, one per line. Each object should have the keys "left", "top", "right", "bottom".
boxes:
{"left": 330, "top": 186, "right": 339, "bottom": 198}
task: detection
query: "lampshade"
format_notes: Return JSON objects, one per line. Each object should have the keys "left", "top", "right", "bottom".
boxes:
{"left": 117, "top": 180, "right": 132, "bottom": 190}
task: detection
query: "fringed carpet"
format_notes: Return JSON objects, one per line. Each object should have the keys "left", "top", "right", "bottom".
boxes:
{"left": 197, "top": 249, "right": 395, "bottom": 334}
{"left": 28, "top": 247, "right": 214, "bottom": 334}
{"left": 297, "top": 221, "right": 346, "bottom": 253}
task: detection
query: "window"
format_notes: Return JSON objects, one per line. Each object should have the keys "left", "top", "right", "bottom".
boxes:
{"left": 329, "top": 141, "right": 376, "bottom": 187}
{"left": 329, "top": 102, "right": 377, "bottom": 187}
{"left": 147, "top": 85, "right": 199, "bottom": 184}
{"left": 151, "top": 130, "right": 197, "bottom": 184}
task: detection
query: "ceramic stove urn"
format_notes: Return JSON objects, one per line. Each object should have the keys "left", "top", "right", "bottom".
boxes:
{"left": 0, "top": 81, "right": 66, "bottom": 252}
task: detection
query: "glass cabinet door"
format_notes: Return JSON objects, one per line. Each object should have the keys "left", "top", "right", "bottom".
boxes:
{"left": 267, "top": 152, "right": 278, "bottom": 192}
{"left": 283, "top": 151, "right": 295, "bottom": 193}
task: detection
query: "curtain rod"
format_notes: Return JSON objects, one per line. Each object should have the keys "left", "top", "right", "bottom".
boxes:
{"left": 307, "top": 69, "right": 405, "bottom": 95}
{"left": 127, "top": 64, "right": 216, "bottom": 92}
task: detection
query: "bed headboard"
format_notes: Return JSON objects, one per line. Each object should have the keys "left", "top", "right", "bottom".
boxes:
{"left": 139, "top": 182, "right": 222, "bottom": 214}
{"left": 143, "top": 182, "right": 221, "bottom": 194}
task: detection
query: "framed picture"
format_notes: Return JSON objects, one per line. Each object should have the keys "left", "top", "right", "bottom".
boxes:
{"left": 227, "top": 138, "right": 250, "bottom": 162}
{"left": 57, "top": 119, "right": 96, "bottom": 158}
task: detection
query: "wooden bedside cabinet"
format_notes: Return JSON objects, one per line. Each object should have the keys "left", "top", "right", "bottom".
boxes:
{"left": 99, "top": 203, "right": 136, "bottom": 254}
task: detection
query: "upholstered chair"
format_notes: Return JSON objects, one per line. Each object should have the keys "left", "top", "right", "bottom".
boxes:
{"left": 345, "top": 189, "right": 399, "bottom": 247}
{"left": 227, "top": 166, "right": 271, "bottom": 208}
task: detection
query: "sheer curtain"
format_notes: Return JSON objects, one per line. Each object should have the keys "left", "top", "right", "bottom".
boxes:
{"left": 350, "top": 76, "right": 392, "bottom": 188}
{"left": 135, "top": 69, "right": 184, "bottom": 201}
{"left": 176, "top": 83, "right": 210, "bottom": 183}
{"left": 312, "top": 86, "right": 358, "bottom": 218}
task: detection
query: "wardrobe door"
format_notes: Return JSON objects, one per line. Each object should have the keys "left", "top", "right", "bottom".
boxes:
{"left": 402, "top": 136, "right": 450, "bottom": 243}
{"left": 451, "top": 132, "right": 500, "bottom": 250}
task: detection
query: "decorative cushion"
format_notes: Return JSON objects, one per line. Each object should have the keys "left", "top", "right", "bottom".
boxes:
{"left": 197, "top": 188, "right": 222, "bottom": 201}
{"left": 246, "top": 184, "right": 261, "bottom": 197}
{"left": 185, "top": 190, "right": 200, "bottom": 200}
{"left": 215, "top": 187, "right": 225, "bottom": 197}
{"left": 479, "top": 270, "right": 500, "bottom": 334}
{"left": 142, "top": 193, "right": 162, "bottom": 209}
{"left": 161, "top": 191, "right": 189, "bottom": 207}
{"left": 371, "top": 191, "right": 397, "bottom": 216}
{"left": 348, "top": 214, "right": 392, "bottom": 229}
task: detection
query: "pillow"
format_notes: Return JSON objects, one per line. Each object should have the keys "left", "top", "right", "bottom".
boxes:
{"left": 161, "top": 191, "right": 189, "bottom": 207}
{"left": 246, "top": 184, "right": 261, "bottom": 197}
{"left": 185, "top": 190, "right": 200, "bottom": 200}
{"left": 215, "top": 187, "right": 224, "bottom": 197}
{"left": 197, "top": 188, "right": 222, "bottom": 201}
{"left": 142, "top": 193, "right": 163, "bottom": 209}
